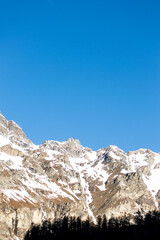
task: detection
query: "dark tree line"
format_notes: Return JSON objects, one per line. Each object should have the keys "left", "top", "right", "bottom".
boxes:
{"left": 24, "top": 210, "right": 160, "bottom": 240}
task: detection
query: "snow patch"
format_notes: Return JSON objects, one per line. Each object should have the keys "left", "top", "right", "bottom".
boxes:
{"left": 2, "top": 188, "right": 37, "bottom": 203}
{"left": 69, "top": 178, "right": 78, "bottom": 184}
{"left": 22, "top": 169, "right": 78, "bottom": 202}
{"left": 0, "top": 152, "right": 23, "bottom": 169}
{"left": 121, "top": 152, "right": 148, "bottom": 173}
{"left": 0, "top": 135, "right": 10, "bottom": 147}
{"left": 109, "top": 151, "right": 121, "bottom": 160}
{"left": 85, "top": 151, "right": 97, "bottom": 161}
{"left": 69, "top": 156, "right": 97, "bottom": 223}
{"left": 142, "top": 155, "right": 160, "bottom": 208}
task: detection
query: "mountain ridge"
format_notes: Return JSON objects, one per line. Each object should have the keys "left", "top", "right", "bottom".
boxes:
{"left": 0, "top": 112, "right": 159, "bottom": 240}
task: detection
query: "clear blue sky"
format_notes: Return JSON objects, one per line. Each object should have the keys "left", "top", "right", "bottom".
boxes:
{"left": 0, "top": 0, "right": 160, "bottom": 152}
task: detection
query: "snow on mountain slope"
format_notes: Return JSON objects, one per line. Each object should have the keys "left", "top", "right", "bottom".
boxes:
{"left": 0, "top": 135, "right": 9, "bottom": 147}
{"left": 142, "top": 153, "right": 160, "bottom": 208}
{"left": 0, "top": 112, "right": 160, "bottom": 240}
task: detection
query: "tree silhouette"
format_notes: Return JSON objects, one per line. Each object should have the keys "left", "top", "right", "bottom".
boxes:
{"left": 24, "top": 210, "right": 160, "bottom": 240}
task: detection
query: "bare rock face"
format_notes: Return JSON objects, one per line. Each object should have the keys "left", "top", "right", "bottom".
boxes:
{"left": 0, "top": 113, "right": 160, "bottom": 239}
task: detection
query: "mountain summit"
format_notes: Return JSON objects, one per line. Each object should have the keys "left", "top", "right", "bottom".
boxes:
{"left": 0, "top": 113, "right": 160, "bottom": 240}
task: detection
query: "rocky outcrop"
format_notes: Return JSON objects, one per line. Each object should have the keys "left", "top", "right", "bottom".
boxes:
{"left": 0, "top": 112, "right": 160, "bottom": 239}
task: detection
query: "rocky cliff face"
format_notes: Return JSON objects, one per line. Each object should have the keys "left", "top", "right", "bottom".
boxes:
{"left": 0, "top": 112, "right": 160, "bottom": 240}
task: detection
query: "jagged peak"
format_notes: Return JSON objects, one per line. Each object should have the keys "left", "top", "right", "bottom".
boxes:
{"left": 8, "top": 120, "right": 22, "bottom": 129}
{"left": 0, "top": 112, "right": 22, "bottom": 129}
{"left": 0, "top": 113, "right": 33, "bottom": 148}
{"left": 66, "top": 137, "right": 81, "bottom": 145}
{"left": 102, "top": 145, "right": 125, "bottom": 155}
{"left": 107, "top": 145, "right": 121, "bottom": 150}
{"left": 126, "top": 148, "right": 156, "bottom": 156}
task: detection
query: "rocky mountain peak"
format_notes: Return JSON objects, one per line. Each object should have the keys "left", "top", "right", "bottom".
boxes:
{"left": 0, "top": 113, "right": 33, "bottom": 149}
{"left": 66, "top": 137, "right": 81, "bottom": 145}
{"left": 0, "top": 114, "right": 160, "bottom": 240}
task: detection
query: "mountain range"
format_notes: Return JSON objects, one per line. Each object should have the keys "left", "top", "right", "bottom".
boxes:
{"left": 0, "top": 112, "right": 159, "bottom": 240}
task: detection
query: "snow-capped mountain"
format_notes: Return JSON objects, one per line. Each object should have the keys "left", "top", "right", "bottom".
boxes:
{"left": 0, "top": 112, "right": 160, "bottom": 240}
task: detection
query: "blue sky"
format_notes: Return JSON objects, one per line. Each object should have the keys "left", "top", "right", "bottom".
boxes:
{"left": 0, "top": 0, "right": 160, "bottom": 152}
